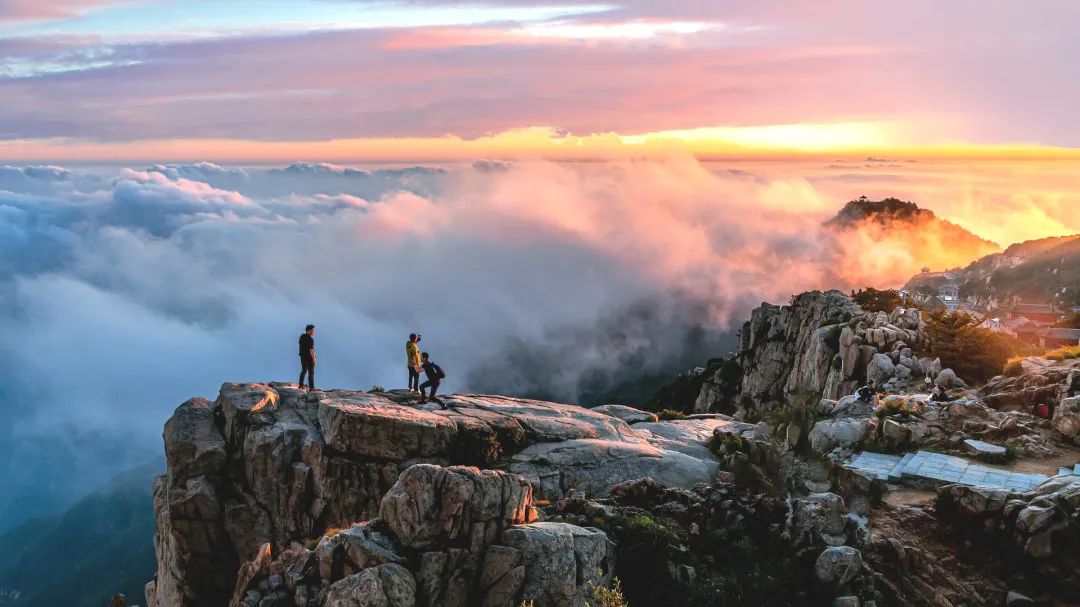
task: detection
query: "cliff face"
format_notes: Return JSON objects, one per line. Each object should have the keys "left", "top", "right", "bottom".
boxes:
{"left": 148, "top": 384, "right": 733, "bottom": 607}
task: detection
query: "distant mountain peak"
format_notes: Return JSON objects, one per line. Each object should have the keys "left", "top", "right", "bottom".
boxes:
{"left": 825, "top": 196, "right": 934, "bottom": 228}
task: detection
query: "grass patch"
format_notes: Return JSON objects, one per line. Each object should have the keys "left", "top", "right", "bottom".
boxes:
{"left": 1043, "top": 345, "right": 1080, "bottom": 360}
{"left": 588, "top": 577, "right": 629, "bottom": 607}
{"left": 306, "top": 526, "right": 347, "bottom": 549}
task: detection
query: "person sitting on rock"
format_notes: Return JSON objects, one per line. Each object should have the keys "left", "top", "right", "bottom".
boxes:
{"left": 855, "top": 379, "right": 877, "bottom": 403}
{"left": 298, "top": 324, "right": 316, "bottom": 391}
{"left": 419, "top": 352, "right": 447, "bottom": 407}
{"left": 406, "top": 333, "right": 422, "bottom": 393}
{"left": 930, "top": 383, "right": 954, "bottom": 402}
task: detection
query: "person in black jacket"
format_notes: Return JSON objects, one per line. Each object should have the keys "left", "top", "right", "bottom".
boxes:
{"left": 855, "top": 378, "right": 876, "bottom": 403}
{"left": 419, "top": 352, "right": 446, "bottom": 406}
{"left": 298, "top": 324, "right": 316, "bottom": 391}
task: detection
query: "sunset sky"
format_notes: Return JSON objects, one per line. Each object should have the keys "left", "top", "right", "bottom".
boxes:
{"left": 3, "top": 0, "right": 1080, "bottom": 162}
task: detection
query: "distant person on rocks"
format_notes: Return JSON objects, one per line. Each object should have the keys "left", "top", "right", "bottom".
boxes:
{"left": 406, "top": 333, "right": 422, "bottom": 393}
{"left": 298, "top": 324, "right": 316, "bottom": 391}
{"left": 855, "top": 379, "right": 876, "bottom": 403}
{"left": 419, "top": 352, "right": 447, "bottom": 407}
{"left": 930, "top": 383, "right": 954, "bottom": 403}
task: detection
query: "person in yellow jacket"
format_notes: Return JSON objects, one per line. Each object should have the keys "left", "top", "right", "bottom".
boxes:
{"left": 406, "top": 333, "right": 422, "bottom": 393}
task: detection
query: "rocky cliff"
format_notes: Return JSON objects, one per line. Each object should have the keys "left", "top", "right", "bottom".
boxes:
{"left": 147, "top": 384, "right": 735, "bottom": 607}
{"left": 695, "top": 290, "right": 934, "bottom": 418}
{"left": 148, "top": 290, "right": 1080, "bottom": 607}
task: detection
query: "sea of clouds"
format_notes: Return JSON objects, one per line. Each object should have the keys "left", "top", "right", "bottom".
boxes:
{"left": 2, "top": 154, "right": 1075, "bottom": 528}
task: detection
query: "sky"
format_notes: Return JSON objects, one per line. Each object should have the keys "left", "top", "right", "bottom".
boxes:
{"left": 2, "top": 0, "right": 1080, "bottom": 161}
{"left": 2, "top": 1, "right": 1080, "bottom": 528}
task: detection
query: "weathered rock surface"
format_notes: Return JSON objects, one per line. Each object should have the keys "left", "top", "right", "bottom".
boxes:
{"left": 808, "top": 418, "right": 873, "bottom": 455}
{"left": 937, "top": 475, "right": 1080, "bottom": 592}
{"left": 732, "top": 291, "right": 861, "bottom": 416}
{"left": 1052, "top": 395, "right": 1080, "bottom": 444}
{"left": 701, "top": 290, "right": 929, "bottom": 419}
{"left": 149, "top": 384, "right": 716, "bottom": 607}
{"left": 378, "top": 464, "right": 535, "bottom": 552}
{"left": 224, "top": 463, "right": 613, "bottom": 607}
{"left": 815, "top": 546, "right": 863, "bottom": 586}
{"left": 589, "top": 404, "right": 658, "bottom": 424}
{"left": 979, "top": 358, "right": 1078, "bottom": 412}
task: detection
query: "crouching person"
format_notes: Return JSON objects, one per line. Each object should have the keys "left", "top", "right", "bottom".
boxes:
{"left": 419, "top": 352, "right": 447, "bottom": 407}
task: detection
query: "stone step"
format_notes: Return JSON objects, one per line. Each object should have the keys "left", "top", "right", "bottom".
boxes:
{"left": 847, "top": 451, "right": 903, "bottom": 480}
{"left": 889, "top": 452, "right": 916, "bottom": 482}
{"left": 900, "top": 450, "right": 971, "bottom": 482}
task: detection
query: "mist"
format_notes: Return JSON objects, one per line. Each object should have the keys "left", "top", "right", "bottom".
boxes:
{"left": 1, "top": 154, "right": 1075, "bottom": 530}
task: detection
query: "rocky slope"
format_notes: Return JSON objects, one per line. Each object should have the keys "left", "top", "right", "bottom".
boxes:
{"left": 149, "top": 290, "right": 1080, "bottom": 607}
{"left": 146, "top": 385, "right": 736, "bottom": 607}
{"left": 904, "top": 233, "right": 1080, "bottom": 309}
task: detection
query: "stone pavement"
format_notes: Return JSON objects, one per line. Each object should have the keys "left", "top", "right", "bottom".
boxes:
{"left": 847, "top": 449, "right": 1071, "bottom": 492}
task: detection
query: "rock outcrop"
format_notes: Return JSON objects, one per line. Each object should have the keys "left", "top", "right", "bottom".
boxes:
{"left": 148, "top": 384, "right": 727, "bottom": 607}
{"left": 222, "top": 462, "right": 612, "bottom": 607}
{"left": 979, "top": 358, "right": 1078, "bottom": 412}
{"left": 700, "top": 290, "right": 930, "bottom": 419}
{"left": 936, "top": 475, "right": 1080, "bottom": 593}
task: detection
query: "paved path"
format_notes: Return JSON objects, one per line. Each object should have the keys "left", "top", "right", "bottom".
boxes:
{"left": 848, "top": 449, "right": 1070, "bottom": 492}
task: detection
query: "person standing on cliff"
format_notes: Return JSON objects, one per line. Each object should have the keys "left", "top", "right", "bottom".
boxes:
{"left": 299, "top": 324, "right": 316, "bottom": 391}
{"left": 419, "top": 352, "right": 446, "bottom": 407}
{"left": 406, "top": 333, "right": 422, "bottom": 393}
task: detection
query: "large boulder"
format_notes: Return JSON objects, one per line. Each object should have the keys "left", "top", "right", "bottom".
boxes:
{"left": 378, "top": 465, "right": 536, "bottom": 552}
{"left": 323, "top": 563, "right": 416, "bottom": 607}
{"left": 808, "top": 419, "right": 873, "bottom": 455}
{"left": 866, "top": 353, "right": 896, "bottom": 385}
{"left": 934, "top": 368, "right": 964, "bottom": 389}
{"left": 496, "top": 522, "right": 614, "bottom": 607}
{"left": 1052, "top": 395, "right": 1080, "bottom": 444}
{"left": 815, "top": 546, "right": 863, "bottom": 586}
{"left": 839, "top": 327, "right": 860, "bottom": 379}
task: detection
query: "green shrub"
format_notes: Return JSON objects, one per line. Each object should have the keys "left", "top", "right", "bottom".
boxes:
{"left": 852, "top": 287, "right": 902, "bottom": 313}
{"left": 1004, "top": 442, "right": 1018, "bottom": 461}
{"left": 1044, "top": 345, "right": 1080, "bottom": 360}
{"left": 657, "top": 409, "right": 687, "bottom": 421}
{"left": 587, "top": 577, "right": 629, "bottom": 607}
{"left": 370, "top": 385, "right": 386, "bottom": 393}
{"left": 1003, "top": 358, "right": 1024, "bottom": 377}
{"left": 925, "top": 308, "right": 1039, "bottom": 383}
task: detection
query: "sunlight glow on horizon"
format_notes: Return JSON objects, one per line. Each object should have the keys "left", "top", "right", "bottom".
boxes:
{"left": 5, "top": 123, "right": 1080, "bottom": 165}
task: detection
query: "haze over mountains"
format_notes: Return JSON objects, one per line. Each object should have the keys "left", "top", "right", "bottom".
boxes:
{"left": 0, "top": 155, "right": 1076, "bottom": 606}
{"left": 0, "top": 158, "right": 1070, "bottom": 534}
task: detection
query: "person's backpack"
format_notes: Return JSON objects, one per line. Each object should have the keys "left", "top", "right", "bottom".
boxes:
{"left": 434, "top": 363, "right": 447, "bottom": 380}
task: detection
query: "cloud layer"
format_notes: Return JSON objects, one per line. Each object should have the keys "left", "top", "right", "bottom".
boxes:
{"left": 1, "top": 155, "right": 1078, "bottom": 529}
